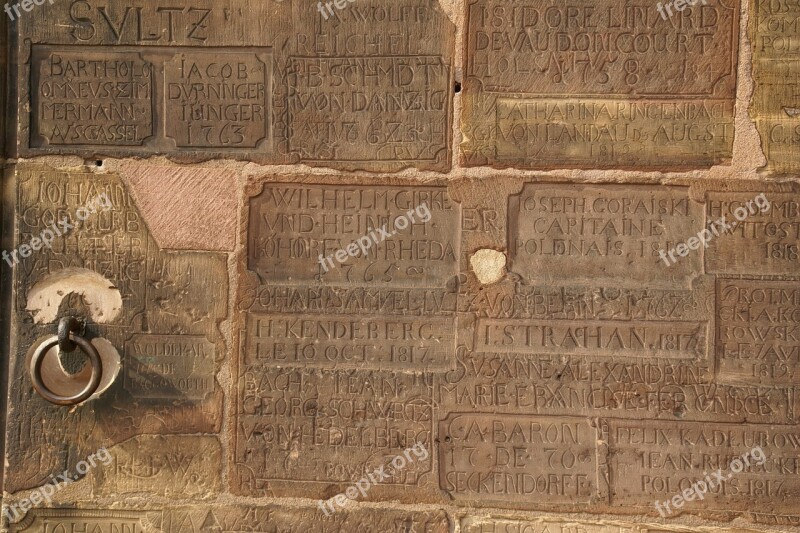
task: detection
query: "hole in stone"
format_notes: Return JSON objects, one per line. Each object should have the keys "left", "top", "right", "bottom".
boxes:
{"left": 469, "top": 249, "right": 507, "bottom": 285}
{"left": 454, "top": 82, "right": 461, "bottom": 93}
{"left": 95, "top": 160, "right": 104, "bottom": 167}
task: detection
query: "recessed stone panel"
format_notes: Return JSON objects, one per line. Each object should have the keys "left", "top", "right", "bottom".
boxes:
{"left": 160, "top": 505, "right": 450, "bottom": 532}
{"left": 124, "top": 334, "right": 216, "bottom": 400}
{"left": 6, "top": 166, "right": 227, "bottom": 493}
{"left": 750, "top": 0, "right": 800, "bottom": 173}
{"left": 716, "top": 278, "right": 800, "bottom": 386}
{"left": 609, "top": 419, "right": 800, "bottom": 516}
{"left": 31, "top": 47, "right": 154, "bottom": 147}
{"left": 241, "top": 181, "right": 460, "bottom": 371}
{"left": 14, "top": 0, "right": 454, "bottom": 170}
{"left": 508, "top": 184, "right": 705, "bottom": 287}
{"left": 439, "top": 414, "right": 604, "bottom": 505}
{"left": 462, "top": 0, "right": 739, "bottom": 169}
{"left": 705, "top": 192, "right": 800, "bottom": 275}
{"left": 92, "top": 435, "right": 221, "bottom": 497}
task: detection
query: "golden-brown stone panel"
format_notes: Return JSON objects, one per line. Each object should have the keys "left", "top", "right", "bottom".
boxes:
{"left": 5, "top": 166, "right": 227, "bottom": 493}
{"left": 14, "top": 0, "right": 454, "bottom": 171}
{"left": 750, "top": 0, "right": 800, "bottom": 173}
{"left": 462, "top": 0, "right": 740, "bottom": 169}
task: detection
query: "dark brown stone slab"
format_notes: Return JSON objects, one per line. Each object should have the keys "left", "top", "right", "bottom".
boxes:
{"left": 461, "top": 0, "right": 739, "bottom": 169}
{"left": 14, "top": 0, "right": 454, "bottom": 171}
{"left": 750, "top": 0, "right": 800, "bottom": 174}
{"left": 5, "top": 165, "right": 227, "bottom": 493}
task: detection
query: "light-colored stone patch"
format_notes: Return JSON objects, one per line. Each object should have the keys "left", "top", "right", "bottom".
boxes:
{"left": 26, "top": 268, "right": 122, "bottom": 324}
{"left": 470, "top": 248, "right": 506, "bottom": 285}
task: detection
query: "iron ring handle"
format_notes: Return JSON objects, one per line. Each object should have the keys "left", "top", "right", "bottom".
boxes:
{"left": 30, "top": 334, "right": 103, "bottom": 406}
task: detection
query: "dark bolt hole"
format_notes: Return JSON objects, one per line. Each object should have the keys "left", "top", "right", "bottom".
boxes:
{"left": 454, "top": 82, "right": 462, "bottom": 93}
{"left": 95, "top": 160, "right": 103, "bottom": 167}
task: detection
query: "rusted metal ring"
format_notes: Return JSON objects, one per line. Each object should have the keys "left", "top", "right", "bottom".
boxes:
{"left": 30, "top": 334, "right": 102, "bottom": 406}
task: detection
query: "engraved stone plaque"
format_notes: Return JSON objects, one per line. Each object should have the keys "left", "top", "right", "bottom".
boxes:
{"left": 610, "top": 419, "right": 800, "bottom": 515}
{"left": 124, "top": 334, "right": 215, "bottom": 400}
{"left": 160, "top": 505, "right": 451, "bottom": 533}
{"left": 439, "top": 414, "right": 603, "bottom": 505}
{"left": 716, "top": 279, "right": 800, "bottom": 386}
{"left": 9, "top": 509, "right": 152, "bottom": 533}
{"left": 242, "top": 181, "right": 460, "bottom": 372}
{"left": 14, "top": 0, "right": 454, "bottom": 170}
{"left": 234, "top": 178, "right": 463, "bottom": 498}
{"left": 509, "top": 184, "right": 705, "bottom": 287}
{"left": 462, "top": 0, "right": 739, "bottom": 169}
{"left": 92, "top": 436, "right": 221, "bottom": 496}
{"left": 6, "top": 166, "right": 228, "bottom": 493}
{"left": 163, "top": 50, "right": 270, "bottom": 150}
{"left": 705, "top": 192, "right": 800, "bottom": 275}
{"left": 31, "top": 47, "right": 154, "bottom": 147}
{"left": 750, "top": 0, "right": 800, "bottom": 173}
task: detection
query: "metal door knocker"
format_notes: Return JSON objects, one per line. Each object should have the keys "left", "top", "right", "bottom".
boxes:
{"left": 30, "top": 317, "right": 103, "bottom": 405}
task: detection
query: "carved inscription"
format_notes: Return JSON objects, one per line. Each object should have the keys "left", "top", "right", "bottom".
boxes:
{"left": 235, "top": 369, "right": 434, "bottom": 491}
{"left": 124, "top": 334, "right": 215, "bottom": 400}
{"left": 287, "top": 56, "right": 450, "bottom": 164}
{"left": 165, "top": 51, "right": 270, "bottom": 149}
{"left": 30, "top": 46, "right": 271, "bottom": 154}
{"left": 7, "top": 167, "right": 227, "bottom": 492}
{"left": 31, "top": 47, "right": 153, "bottom": 147}
{"left": 93, "top": 436, "right": 221, "bottom": 496}
{"left": 439, "top": 414, "right": 601, "bottom": 503}
{"left": 16, "top": 0, "right": 454, "bottom": 169}
{"left": 242, "top": 183, "right": 460, "bottom": 371}
{"left": 246, "top": 313, "right": 454, "bottom": 369}
{"left": 716, "top": 279, "right": 800, "bottom": 386}
{"left": 610, "top": 420, "right": 800, "bottom": 515}
{"left": 440, "top": 352, "right": 793, "bottom": 423}
{"left": 476, "top": 319, "right": 707, "bottom": 359}
{"left": 10, "top": 510, "right": 151, "bottom": 533}
{"left": 234, "top": 180, "right": 461, "bottom": 495}
{"left": 462, "top": 0, "right": 739, "bottom": 168}
{"left": 509, "top": 184, "right": 704, "bottom": 286}
{"left": 751, "top": 0, "right": 800, "bottom": 173}
{"left": 248, "top": 184, "right": 459, "bottom": 286}
{"left": 706, "top": 192, "right": 800, "bottom": 275}
{"left": 161, "top": 506, "right": 450, "bottom": 533}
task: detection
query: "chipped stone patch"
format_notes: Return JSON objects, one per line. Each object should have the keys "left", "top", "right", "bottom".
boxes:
{"left": 470, "top": 249, "right": 506, "bottom": 285}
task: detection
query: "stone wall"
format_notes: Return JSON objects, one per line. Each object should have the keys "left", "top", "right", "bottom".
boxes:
{"left": 1, "top": 0, "right": 799, "bottom": 532}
